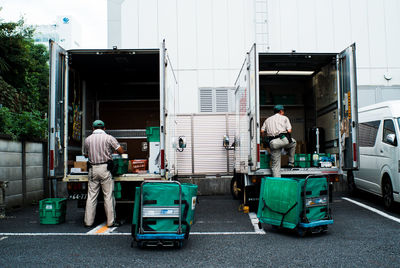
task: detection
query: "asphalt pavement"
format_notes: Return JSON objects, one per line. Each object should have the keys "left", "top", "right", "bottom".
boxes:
{"left": 1, "top": 192, "right": 400, "bottom": 267}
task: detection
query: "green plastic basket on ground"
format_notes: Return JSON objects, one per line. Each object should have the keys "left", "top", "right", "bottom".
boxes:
{"left": 39, "top": 198, "right": 67, "bottom": 224}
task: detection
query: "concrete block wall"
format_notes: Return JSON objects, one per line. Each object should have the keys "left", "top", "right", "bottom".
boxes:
{"left": 0, "top": 138, "right": 45, "bottom": 209}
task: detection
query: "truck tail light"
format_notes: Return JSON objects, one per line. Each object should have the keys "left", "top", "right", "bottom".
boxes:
{"left": 50, "top": 150, "right": 54, "bottom": 171}
{"left": 161, "top": 149, "right": 165, "bottom": 169}
{"left": 353, "top": 143, "right": 357, "bottom": 161}
{"left": 257, "top": 144, "right": 260, "bottom": 162}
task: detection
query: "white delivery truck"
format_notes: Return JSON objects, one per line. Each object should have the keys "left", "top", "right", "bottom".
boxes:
{"left": 231, "top": 43, "right": 359, "bottom": 208}
{"left": 48, "top": 40, "right": 178, "bottom": 207}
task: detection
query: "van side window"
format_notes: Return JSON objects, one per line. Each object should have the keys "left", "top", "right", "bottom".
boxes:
{"left": 382, "top": 119, "right": 397, "bottom": 146}
{"left": 359, "top": 120, "right": 380, "bottom": 147}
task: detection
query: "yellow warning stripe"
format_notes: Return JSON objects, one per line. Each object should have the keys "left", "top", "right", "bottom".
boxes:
{"left": 95, "top": 225, "right": 109, "bottom": 234}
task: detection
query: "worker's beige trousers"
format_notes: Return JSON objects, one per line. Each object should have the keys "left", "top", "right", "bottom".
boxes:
{"left": 270, "top": 137, "right": 296, "bottom": 177}
{"left": 84, "top": 164, "right": 115, "bottom": 227}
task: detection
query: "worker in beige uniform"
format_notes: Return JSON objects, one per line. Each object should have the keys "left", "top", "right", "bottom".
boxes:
{"left": 84, "top": 120, "right": 124, "bottom": 228}
{"left": 261, "top": 105, "right": 296, "bottom": 177}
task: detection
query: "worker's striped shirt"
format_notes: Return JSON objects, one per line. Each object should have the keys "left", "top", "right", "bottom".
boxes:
{"left": 261, "top": 113, "right": 292, "bottom": 137}
{"left": 84, "top": 129, "right": 120, "bottom": 164}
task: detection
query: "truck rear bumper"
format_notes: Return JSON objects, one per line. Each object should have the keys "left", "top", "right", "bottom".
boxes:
{"left": 63, "top": 174, "right": 163, "bottom": 182}
{"left": 252, "top": 167, "right": 340, "bottom": 176}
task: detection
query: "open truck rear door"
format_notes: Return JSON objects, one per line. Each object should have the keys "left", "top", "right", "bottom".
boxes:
{"left": 248, "top": 44, "right": 260, "bottom": 171}
{"left": 48, "top": 40, "right": 68, "bottom": 178}
{"left": 337, "top": 43, "right": 359, "bottom": 170}
{"left": 234, "top": 44, "right": 259, "bottom": 173}
{"left": 163, "top": 41, "right": 178, "bottom": 178}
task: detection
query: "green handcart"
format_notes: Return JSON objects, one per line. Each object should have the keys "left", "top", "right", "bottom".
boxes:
{"left": 257, "top": 175, "right": 333, "bottom": 237}
{"left": 131, "top": 180, "right": 198, "bottom": 248}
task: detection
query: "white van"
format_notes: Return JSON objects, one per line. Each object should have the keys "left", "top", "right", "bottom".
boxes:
{"left": 347, "top": 100, "right": 400, "bottom": 209}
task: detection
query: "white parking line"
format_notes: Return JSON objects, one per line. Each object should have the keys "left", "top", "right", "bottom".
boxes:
{"left": 0, "top": 237, "right": 8, "bottom": 241}
{"left": 342, "top": 197, "right": 400, "bottom": 224}
{"left": 0, "top": 233, "right": 128, "bottom": 236}
{"left": 190, "top": 232, "right": 262, "bottom": 235}
{"left": 0, "top": 212, "right": 266, "bottom": 237}
{"left": 0, "top": 232, "right": 263, "bottom": 236}
{"left": 248, "top": 212, "right": 266, "bottom": 234}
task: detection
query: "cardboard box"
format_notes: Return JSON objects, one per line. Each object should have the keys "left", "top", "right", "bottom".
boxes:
{"left": 74, "top": 161, "right": 87, "bottom": 172}
{"left": 295, "top": 141, "right": 307, "bottom": 154}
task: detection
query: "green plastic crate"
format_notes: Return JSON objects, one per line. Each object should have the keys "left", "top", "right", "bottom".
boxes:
{"left": 294, "top": 154, "right": 311, "bottom": 168}
{"left": 132, "top": 182, "right": 198, "bottom": 238}
{"left": 295, "top": 161, "right": 311, "bottom": 168}
{"left": 113, "top": 158, "right": 129, "bottom": 175}
{"left": 294, "top": 154, "right": 311, "bottom": 162}
{"left": 257, "top": 177, "right": 329, "bottom": 229}
{"left": 39, "top": 198, "right": 67, "bottom": 224}
{"left": 146, "top": 127, "right": 160, "bottom": 142}
{"left": 260, "top": 151, "right": 271, "bottom": 169}
{"left": 114, "top": 182, "right": 122, "bottom": 199}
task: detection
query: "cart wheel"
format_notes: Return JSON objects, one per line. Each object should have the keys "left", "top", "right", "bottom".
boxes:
{"left": 320, "top": 225, "right": 328, "bottom": 234}
{"left": 131, "top": 241, "right": 134, "bottom": 248}
{"left": 137, "top": 241, "right": 144, "bottom": 249}
{"left": 270, "top": 225, "right": 278, "bottom": 231}
{"left": 297, "top": 228, "right": 307, "bottom": 237}
{"left": 175, "top": 240, "right": 183, "bottom": 249}
{"left": 258, "top": 222, "right": 262, "bottom": 230}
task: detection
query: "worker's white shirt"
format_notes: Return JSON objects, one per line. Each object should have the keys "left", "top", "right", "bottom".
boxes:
{"left": 261, "top": 113, "right": 292, "bottom": 137}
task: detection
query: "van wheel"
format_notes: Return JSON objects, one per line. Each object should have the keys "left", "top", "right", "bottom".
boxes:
{"left": 382, "top": 178, "right": 394, "bottom": 211}
{"left": 347, "top": 171, "right": 357, "bottom": 196}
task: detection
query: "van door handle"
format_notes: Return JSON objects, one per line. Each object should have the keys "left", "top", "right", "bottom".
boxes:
{"left": 380, "top": 149, "right": 384, "bottom": 153}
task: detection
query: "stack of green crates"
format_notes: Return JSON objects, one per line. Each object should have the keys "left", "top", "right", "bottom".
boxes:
{"left": 113, "top": 158, "right": 129, "bottom": 175}
{"left": 257, "top": 177, "right": 329, "bottom": 229}
{"left": 39, "top": 198, "right": 67, "bottom": 224}
{"left": 146, "top": 127, "right": 160, "bottom": 142}
{"left": 132, "top": 182, "right": 198, "bottom": 238}
{"left": 260, "top": 151, "right": 271, "bottom": 169}
{"left": 295, "top": 154, "right": 311, "bottom": 168}
{"left": 114, "top": 182, "right": 122, "bottom": 199}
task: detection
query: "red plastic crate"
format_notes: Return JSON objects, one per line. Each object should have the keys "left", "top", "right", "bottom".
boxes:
{"left": 130, "top": 159, "right": 148, "bottom": 173}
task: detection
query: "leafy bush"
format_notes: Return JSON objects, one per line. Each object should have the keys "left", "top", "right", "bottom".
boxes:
{"left": 0, "top": 107, "right": 47, "bottom": 140}
{"left": 0, "top": 106, "right": 14, "bottom": 137}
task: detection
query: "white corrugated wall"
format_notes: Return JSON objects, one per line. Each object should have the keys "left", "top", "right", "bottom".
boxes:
{"left": 175, "top": 114, "right": 235, "bottom": 176}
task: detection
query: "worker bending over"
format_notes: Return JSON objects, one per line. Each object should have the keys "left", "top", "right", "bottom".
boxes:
{"left": 261, "top": 105, "right": 296, "bottom": 177}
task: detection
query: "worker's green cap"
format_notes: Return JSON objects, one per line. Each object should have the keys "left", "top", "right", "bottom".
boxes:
{"left": 92, "top": 120, "right": 105, "bottom": 127}
{"left": 274, "top": 104, "right": 284, "bottom": 111}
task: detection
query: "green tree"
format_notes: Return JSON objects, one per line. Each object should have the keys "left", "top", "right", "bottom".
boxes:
{"left": 0, "top": 12, "right": 49, "bottom": 140}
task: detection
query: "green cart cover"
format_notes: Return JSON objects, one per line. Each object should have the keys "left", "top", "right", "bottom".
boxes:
{"left": 257, "top": 177, "right": 328, "bottom": 229}
{"left": 132, "top": 182, "right": 198, "bottom": 238}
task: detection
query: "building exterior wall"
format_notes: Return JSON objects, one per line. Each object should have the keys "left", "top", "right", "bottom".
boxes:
{"left": 0, "top": 139, "right": 45, "bottom": 209}
{"left": 109, "top": 0, "right": 400, "bottom": 111}
{"left": 266, "top": 0, "right": 400, "bottom": 107}
{"left": 111, "top": 0, "right": 255, "bottom": 113}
